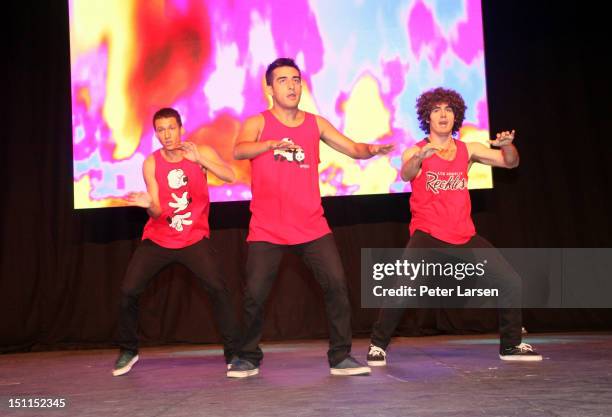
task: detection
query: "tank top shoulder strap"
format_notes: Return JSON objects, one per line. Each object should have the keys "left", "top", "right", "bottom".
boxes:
{"left": 416, "top": 138, "right": 428, "bottom": 148}
{"left": 152, "top": 149, "right": 163, "bottom": 164}
{"left": 454, "top": 139, "right": 469, "bottom": 162}
{"left": 302, "top": 111, "right": 318, "bottom": 133}
{"left": 303, "top": 111, "right": 314, "bottom": 123}
{"left": 261, "top": 110, "right": 317, "bottom": 130}
{"left": 261, "top": 110, "right": 275, "bottom": 126}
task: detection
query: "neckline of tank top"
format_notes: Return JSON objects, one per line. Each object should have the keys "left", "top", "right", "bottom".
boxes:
{"left": 159, "top": 149, "right": 187, "bottom": 164}
{"left": 425, "top": 137, "right": 459, "bottom": 162}
{"left": 267, "top": 109, "right": 308, "bottom": 128}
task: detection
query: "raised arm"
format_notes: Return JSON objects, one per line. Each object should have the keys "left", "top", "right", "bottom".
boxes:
{"left": 467, "top": 130, "right": 519, "bottom": 168}
{"left": 400, "top": 143, "right": 441, "bottom": 182}
{"left": 233, "top": 114, "right": 294, "bottom": 160}
{"left": 181, "top": 141, "right": 236, "bottom": 183}
{"left": 317, "top": 116, "right": 393, "bottom": 159}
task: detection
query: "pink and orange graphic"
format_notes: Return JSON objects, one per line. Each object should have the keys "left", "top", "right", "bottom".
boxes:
{"left": 69, "top": 0, "right": 491, "bottom": 208}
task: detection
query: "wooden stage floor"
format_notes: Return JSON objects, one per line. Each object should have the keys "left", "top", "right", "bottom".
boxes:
{"left": 1, "top": 332, "right": 611, "bottom": 416}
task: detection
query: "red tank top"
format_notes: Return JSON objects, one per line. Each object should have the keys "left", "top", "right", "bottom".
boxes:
{"left": 247, "top": 110, "right": 331, "bottom": 244}
{"left": 409, "top": 139, "right": 475, "bottom": 244}
{"left": 141, "top": 150, "right": 210, "bottom": 248}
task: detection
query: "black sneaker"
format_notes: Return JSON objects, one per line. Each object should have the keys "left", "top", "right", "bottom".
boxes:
{"left": 330, "top": 356, "right": 371, "bottom": 376}
{"left": 226, "top": 359, "right": 259, "bottom": 378}
{"left": 366, "top": 344, "right": 387, "bottom": 367}
{"left": 227, "top": 355, "right": 239, "bottom": 370}
{"left": 112, "top": 349, "right": 139, "bottom": 376}
{"left": 499, "top": 343, "right": 542, "bottom": 362}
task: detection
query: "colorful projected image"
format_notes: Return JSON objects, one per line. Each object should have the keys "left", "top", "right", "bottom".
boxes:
{"left": 69, "top": 0, "right": 491, "bottom": 209}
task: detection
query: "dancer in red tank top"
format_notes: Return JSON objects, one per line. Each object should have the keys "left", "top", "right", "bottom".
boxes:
{"left": 228, "top": 58, "right": 393, "bottom": 378}
{"left": 112, "top": 108, "right": 239, "bottom": 376}
{"left": 367, "top": 88, "right": 542, "bottom": 366}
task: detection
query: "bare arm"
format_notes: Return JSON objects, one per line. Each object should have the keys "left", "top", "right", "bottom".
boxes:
{"left": 400, "top": 143, "right": 441, "bottom": 181}
{"left": 181, "top": 142, "right": 236, "bottom": 183}
{"left": 125, "top": 155, "right": 162, "bottom": 218}
{"left": 317, "top": 116, "right": 393, "bottom": 159}
{"left": 233, "top": 114, "right": 294, "bottom": 160}
{"left": 467, "top": 130, "right": 519, "bottom": 168}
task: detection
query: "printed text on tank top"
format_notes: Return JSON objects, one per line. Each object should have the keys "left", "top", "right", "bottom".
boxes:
{"left": 408, "top": 138, "right": 475, "bottom": 244}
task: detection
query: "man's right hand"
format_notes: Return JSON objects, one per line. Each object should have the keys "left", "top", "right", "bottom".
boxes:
{"left": 126, "top": 191, "right": 152, "bottom": 208}
{"left": 400, "top": 143, "right": 442, "bottom": 181}
{"left": 415, "top": 143, "right": 442, "bottom": 160}
{"left": 267, "top": 140, "right": 297, "bottom": 151}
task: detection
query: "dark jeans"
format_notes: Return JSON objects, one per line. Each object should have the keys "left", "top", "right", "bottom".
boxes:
{"left": 238, "top": 233, "right": 352, "bottom": 367}
{"left": 117, "top": 238, "right": 239, "bottom": 363}
{"left": 371, "top": 230, "right": 523, "bottom": 352}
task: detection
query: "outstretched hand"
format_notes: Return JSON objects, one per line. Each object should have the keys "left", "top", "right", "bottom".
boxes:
{"left": 368, "top": 143, "right": 395, "bottom": 155}
{"left": 416, "top": 143, "right": 442, "bottom": 160}
{"left": 126, "top": 191, "right": 152, "bottom": 208}
{"left": 489, "top": 130, "right": 515, "bottom": 147}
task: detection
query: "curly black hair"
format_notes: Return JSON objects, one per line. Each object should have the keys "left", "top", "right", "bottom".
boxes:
{"left": 415, "top": 87, "right": 466, "bottom": 135}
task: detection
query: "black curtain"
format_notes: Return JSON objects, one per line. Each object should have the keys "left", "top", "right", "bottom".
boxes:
{"left": 2, "top": 1, "right": 611, "bottom": 353}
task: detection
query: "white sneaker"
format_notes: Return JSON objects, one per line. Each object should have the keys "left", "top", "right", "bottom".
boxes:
{"left": 499, "top": 343, "right": 542, "bottom": 362}
{"left": 366, "top": 344, "right": 387, "bottom": 367}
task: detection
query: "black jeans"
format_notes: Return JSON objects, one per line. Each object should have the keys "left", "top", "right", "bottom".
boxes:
{"left": 371, "top": 230, "right": 523, "bottom": 352}
{"left": 238, "top": 233, "right": 352, "bottom": 367}
{"left": 117, "top": 238, "right": 239, "bottom": 363}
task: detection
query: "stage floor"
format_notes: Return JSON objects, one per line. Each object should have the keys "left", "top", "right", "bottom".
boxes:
{"left": 1, "top": 332, "right": 611, "bottom": 416}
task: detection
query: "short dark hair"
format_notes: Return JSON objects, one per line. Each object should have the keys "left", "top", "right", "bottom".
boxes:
{"left": 153, "top": 108, "right": 182, "bottom": 128}
{"left": 265, "top": 58, "right": 301, "bottom": 86}
{"left": 416, "top": 87, "right": 467, "bottom": 135}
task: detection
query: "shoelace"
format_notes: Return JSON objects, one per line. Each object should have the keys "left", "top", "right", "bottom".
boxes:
{"left": 369, "top": 345, "right": 386, "bottom": 357}
{"left": 516, "top": 342, "right": 534, "bottom": 352}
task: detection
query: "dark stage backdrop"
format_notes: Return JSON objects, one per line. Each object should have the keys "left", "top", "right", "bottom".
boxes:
{"left": 2, "top": 1, "right": 611, "bottom": 352}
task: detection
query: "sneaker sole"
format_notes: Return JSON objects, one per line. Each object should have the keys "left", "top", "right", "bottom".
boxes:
{"left": 367, "top": 360, "right": 387, "bottom": 367}
{"left": 226, "top": 368, "right": 259, "bottom": 378}
{"left": 112, "top": 355, "right": 139, "bottom": 376}
{"left": 330, "top": 366, "right": 371, "bottom": 376}
{"left": 499, "top": 354, "right": 543, "bottom": 362}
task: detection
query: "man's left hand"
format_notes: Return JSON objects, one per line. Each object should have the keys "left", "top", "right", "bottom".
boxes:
{"left": 180, "top": 141, "right": 201, "bottom": 163}
{"left": 489, "top": 130, "right": 515, "bottom": 147}
{"left": 368, "top": 143, "right": 395, "bottom": 155}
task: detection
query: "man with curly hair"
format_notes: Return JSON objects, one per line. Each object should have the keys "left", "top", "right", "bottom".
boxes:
{"left": 366, "top": 87, "right": 542, "bottom": 365}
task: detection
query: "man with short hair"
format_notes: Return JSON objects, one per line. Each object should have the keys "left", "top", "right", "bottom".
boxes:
{"left": 228, "top": 58, "right": 393, "bottom": 378}
{"left": 112, "top": 108, "right": 239, "bottom": 376}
